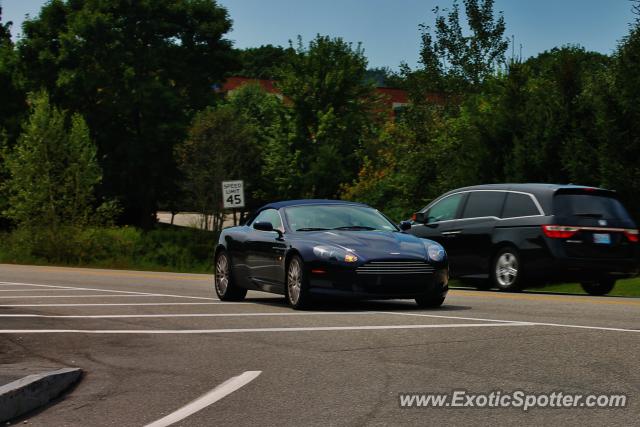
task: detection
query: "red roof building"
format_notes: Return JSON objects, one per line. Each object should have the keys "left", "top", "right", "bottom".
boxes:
{"left": 219, "top": 76, "right": 411, "bottom": 116}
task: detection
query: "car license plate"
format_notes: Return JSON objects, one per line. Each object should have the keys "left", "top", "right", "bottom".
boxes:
{"left": 593, "top": 233, "right": 611, "bottom": 244}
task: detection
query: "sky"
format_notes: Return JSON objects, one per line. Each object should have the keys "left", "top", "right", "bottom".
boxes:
{"left": 1, "top": 0, "right": 637, "bottom": 70}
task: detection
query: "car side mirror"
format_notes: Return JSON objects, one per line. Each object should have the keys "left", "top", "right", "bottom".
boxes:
{"left": 413, "top": 212, "right": 427, "bottom": 223}
{"left": 253, "top": 221, "right": 283, "bottom": 239}
{"left": 399, "top": 221, "right": 412, "bottom": 231}
{"left": 253, "top": 221, "right": 274, "bottom": 232}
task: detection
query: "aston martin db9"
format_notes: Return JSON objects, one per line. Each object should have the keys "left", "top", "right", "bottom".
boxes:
{"left": 214, "top": 200, "right": 449, "bottom": 309}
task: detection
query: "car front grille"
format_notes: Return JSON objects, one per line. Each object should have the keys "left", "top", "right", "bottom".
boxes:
{"left": 356, "top": 260, "right": 434, "bottom": 275}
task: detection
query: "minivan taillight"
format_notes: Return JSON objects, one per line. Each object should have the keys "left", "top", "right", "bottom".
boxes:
{"left": 541, "top": 225, "right": 579, "bottom": 239}
{"left": 624, "top": 229, "right": 639, "bottom": 243}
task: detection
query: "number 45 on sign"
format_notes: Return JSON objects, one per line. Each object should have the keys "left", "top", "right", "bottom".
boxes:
{"left": 222, "top": 180, "right": 245, "bottom": 209}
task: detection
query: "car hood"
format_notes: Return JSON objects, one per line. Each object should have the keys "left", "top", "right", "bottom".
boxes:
{"left": 301, "top": 230, "right": 429, "bottom": 260}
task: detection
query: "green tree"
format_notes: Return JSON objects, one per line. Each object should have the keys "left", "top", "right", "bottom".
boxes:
{"left": 0, "top": 7, "right": 25, "bottom": 145}
{"left": 17, "top": 0, "right": 236, "bottom": 227}
{"left": 175, "top": 105, "right": 259, "bottom": 231}
{"left": 235, "top": 44, "right": 295, "bottom": 79}
{"left": 408, "top": 0, "right": 508, "bottom": 94}
{"left": 364, "top": 67, "right": 404, "bottom": 88}
{"left": 592, "top": 22, "right": 640, "bottom": 220}
{"left": 2, "top": 92, "right": 102, "bottom": 228}
{"left": 275, "top": 35, "right": 383, "bottom": 199}
{"left": 226, "top": 83, "right": 289, "bottom": 206}
{"left": 341, "top": 121, "right": 418, "bottom": 220}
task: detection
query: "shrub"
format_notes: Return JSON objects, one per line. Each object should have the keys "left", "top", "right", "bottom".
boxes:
{"left": 0, "top": 225, "right": 217, "bottom": 273}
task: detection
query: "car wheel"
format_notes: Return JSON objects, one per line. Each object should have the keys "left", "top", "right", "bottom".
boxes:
{"left": 581, "top": 278, "right": 616, "bottom": 296}
{"left": 415, "top": 295, "right": 445, "bottom": 308}
{"left": 285, "top": 255, "right": 312, "bottom": 309}
{"left": 214, "top": 251, "right": 247, "bottom": 301}
{"left": 491, "top": 247, "right": 522, "bottom": 292}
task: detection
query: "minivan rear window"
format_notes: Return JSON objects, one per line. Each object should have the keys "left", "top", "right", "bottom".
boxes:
{"left": 502, "top": 193, "right": 540, "bottom": 218}
{"left": 553, "top": 194, "right": 632, "bottom": 220}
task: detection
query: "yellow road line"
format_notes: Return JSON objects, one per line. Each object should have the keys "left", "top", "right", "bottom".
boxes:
{"left": 449, "top": 289, "right": 640, "bottom": 306}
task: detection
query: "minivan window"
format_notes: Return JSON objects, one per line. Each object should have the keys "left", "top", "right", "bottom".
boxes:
{"left": 554, "top": 194, "right": 632, "bottom": 220}
{"left": 502, "top": 193, "right": 540, "bottom": 218}
{"left": 461, "top": 191, "right": 505, "bottom": 219}
{"left": 426, "top": 193, "right": 464, "bottom": 223}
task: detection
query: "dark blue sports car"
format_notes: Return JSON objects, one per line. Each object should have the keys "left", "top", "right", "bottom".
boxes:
{"left": 214, "top": 200, "right": 449, "bottom": 309}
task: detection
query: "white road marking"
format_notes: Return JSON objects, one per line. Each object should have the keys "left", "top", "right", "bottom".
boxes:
{"left": 0, "top": 294, "right": 194, "bottom": 299}
{"left": 381, "top": 311, "right": 640, "bottom": 333}
{"left": 0, "top": 302, "right": 245, "bottom": 307}
{"left": 0, "top": 289, "right": 102, "bottom": 292}
{"left": 522, "top": 322, "right": 640, "bottom": 334}
{"left": 0, "top": 281, "right": 219, "bottom": 301}
{"left": 0, "top": 311, "right": 379, "bottom": 318}
{"left": 378, "top": 311, "right": 529, "bottom": 324}
{"left": 145, "top": 371, "right": 262, "bottom": 427}
{"left": 0, "top": 323, "right": 533, "bottom": 334}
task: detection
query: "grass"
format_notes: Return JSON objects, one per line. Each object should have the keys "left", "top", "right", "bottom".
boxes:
{"left": 0, "top": 224, "right": 218, "bottom": 274}
{"left": 450, "top": 277, "right": 640, "bottom": 297}
{"left": 529, "top": 277, "right": 640, "bottom": 297}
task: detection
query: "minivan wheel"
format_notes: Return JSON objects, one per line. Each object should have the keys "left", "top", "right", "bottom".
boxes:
{"left": 491, "top": 247, "right": 522, "bottom": 292}
{"left": 581, "top": 279, "right": 616, "bottom": 296}
{"left": 214, "top": 251, "right": 247, "bottom": 301}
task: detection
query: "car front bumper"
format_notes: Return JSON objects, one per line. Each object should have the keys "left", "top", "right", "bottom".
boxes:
{"left": 306, "top": 261, "right": 449, "bottom": 299}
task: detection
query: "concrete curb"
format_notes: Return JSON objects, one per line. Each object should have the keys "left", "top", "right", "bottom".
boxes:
{"left": 0, "top": 367, "right": 82, "bottom": 422}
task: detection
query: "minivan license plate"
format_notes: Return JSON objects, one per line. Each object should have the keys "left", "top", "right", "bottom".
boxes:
{"left": 593, "top": 233, "right": 611, "bottom": 244}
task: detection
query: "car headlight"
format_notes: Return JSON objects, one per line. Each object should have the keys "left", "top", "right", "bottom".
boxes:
{"left": 424, "top": 242, "right": 446, "bottom": 262}
{"left": 313, "top": 245, "right": 358, "bottom": 263}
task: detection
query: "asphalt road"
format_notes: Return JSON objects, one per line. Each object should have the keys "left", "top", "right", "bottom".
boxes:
{"left": 0, "top": 264, "right": 638, "bottom": 426}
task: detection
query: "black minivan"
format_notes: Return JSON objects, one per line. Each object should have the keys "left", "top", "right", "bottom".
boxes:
{"left": 407, "top": 184, "right": 640, "bottom": 295}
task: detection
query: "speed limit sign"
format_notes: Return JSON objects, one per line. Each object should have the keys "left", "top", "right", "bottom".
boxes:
{"left": 222, "top": 180, "right": 245, "bottom": 209}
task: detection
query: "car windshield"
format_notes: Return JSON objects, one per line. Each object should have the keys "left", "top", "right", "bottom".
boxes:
{"left": 284, "top": 205, "right": 398, "bottom": 232}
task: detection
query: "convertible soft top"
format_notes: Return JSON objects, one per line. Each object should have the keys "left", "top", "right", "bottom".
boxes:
{"left": 257, "top": 199, "right": 368, "bottom": 212}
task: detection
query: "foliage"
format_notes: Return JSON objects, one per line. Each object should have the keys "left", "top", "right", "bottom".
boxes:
{"left": 346, "top": 42, "right": 636, "bottom": 221}
{"left": 175, "top": 105, "right": 259, "bottom": 231}
{"left": 274, "top": 35, "right": 384, "bottom": 199}
{"left": 235, "top": 44, "right": 295, "bottom": 79}
{"left": 417, "top": 0, "right": 509, "bottom": 91}
{"left": 1, "top": 91, "right": 106, "bottom": 228}
{"left": 341, "top": 121, "right": 418, "bottom": 220}
{"left": 0, "top": 225, "right": 216, "bottom": 272}
{"left": 0, "top": 7, "right": 26, "bottom": 145}
{"left": 17, "top": 0, "right": 236, "bottom": 227}
{"left": 364, "top": 67, "right": 404, "bottom": 88}
{"left": 226, "top": 83, "right": 290, "bottom": 206}
{"left": 3, "top": 0, "right": 640, "bottom": 261}
{"left": 591, "top": 24, "right": 640, "bottom": 219}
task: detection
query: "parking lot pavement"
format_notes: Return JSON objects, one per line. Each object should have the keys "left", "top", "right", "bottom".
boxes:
{"left": 0, "top": 264, "right": 638, "bottom": 426}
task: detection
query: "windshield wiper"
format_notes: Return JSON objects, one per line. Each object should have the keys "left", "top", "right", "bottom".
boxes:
{"left": 332, "top": 226, "right": 378, "bottom": 231}
{"left": 296, "top": 227, "right": 330, "bottom": 232}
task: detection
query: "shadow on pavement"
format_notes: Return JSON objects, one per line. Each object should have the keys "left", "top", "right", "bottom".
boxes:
{"left": 243, "top": 297, "right": 472, "bottom": 312}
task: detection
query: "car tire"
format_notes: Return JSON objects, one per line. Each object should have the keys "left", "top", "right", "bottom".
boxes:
{"left": 581, "top": 278, "right": 616, "bottom": 296}
{"left": 415, "top": 295, "right": 445, "bottom": 308}
{"left": 491, "top": 247, "right": 523, "bottom": 292}
{"left": 285, "top": 255, "right": 312, "bottom": 309}
{"left": 214, "top": 251, "right": 247, "bottom": 301}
